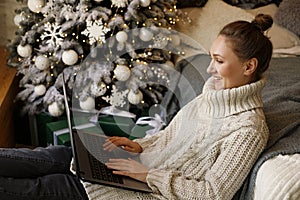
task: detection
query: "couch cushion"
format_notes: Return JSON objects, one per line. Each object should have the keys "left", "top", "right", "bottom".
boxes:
{"left": 175, "top": 0, "right": 300, "bottom": 57}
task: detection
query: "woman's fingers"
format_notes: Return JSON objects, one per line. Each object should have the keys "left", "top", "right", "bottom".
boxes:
{"left": 103, "top": 137, "right": 126, "bottom": 151}
{"left": 105, "top": 158, "right": 132, "bottom": 171}
{"left": 103, "top": 137, "right": 142, "bottom": 153}
{"left": 105, "top": 158, "right": 148, "bottom": 183}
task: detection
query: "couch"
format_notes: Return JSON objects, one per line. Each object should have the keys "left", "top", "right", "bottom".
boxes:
{"left": 162, "top": 0, "right": 300, "bottom": 199}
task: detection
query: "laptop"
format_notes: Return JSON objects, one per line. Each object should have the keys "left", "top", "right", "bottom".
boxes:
{"left": 62, "top": 74, "right": 152, "bottom": 192}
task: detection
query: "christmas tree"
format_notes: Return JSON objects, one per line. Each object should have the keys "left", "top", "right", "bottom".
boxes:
{"left": 7, "top": 0, "right": 185, "bottom": 118}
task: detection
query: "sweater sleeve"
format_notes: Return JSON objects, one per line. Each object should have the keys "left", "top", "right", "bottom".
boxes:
{"left": 146, "top": 120, "right": 269, "bottom": 200}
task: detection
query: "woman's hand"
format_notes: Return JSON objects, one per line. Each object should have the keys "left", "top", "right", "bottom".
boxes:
{"left": 105, "top": 158, "right": 149, "bottom": 183}
{"left": 103, "top": 136, "right": 143, "bottom": 153}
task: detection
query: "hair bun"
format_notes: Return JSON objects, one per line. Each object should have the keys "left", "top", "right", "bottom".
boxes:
{"left": 251, "top": 14, "right": 273, "bottom": 32}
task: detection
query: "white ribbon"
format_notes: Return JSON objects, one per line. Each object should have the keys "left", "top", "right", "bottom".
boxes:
{"left": 99, "top": 106, "right": 136, "bottom": 118}
{"left": 135, "top": 114, "right": 166, "bottom": 137}
{"left": 89, "top": 106, "right": 136, "bottom": 123}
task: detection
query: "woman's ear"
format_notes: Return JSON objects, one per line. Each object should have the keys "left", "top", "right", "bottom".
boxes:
{"left": 244, "top": 58, "right": 258, "bottom": 76}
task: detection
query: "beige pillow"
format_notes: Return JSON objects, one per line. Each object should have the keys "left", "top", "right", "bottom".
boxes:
{"left": 175, "top": 0, "right": 300, "bottom": 53}
{"left": 246, "top": 3, "right": 278, "bottom": 17}
{"left": 246, "top": 3, "right": 300, "bottom": 50}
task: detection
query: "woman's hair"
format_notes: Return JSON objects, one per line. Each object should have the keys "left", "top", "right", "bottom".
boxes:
{"left": 219, "top": 14, "right": 273, "bottom": 78}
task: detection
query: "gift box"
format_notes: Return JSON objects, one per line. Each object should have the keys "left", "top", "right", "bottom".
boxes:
{"left": 46, "top": 112, "right": 159, "bottom": 146}
{"left": 46, "top": 117, "right": 102, "bottom": 146}
{"left": 28, "top": 112, "right": 66, "bottom": 146}
{"left": 97, "top": 115, "right": 135, "bottom": 138}
{"left": 129, "top": 124, "right": 151, "bottom": 140}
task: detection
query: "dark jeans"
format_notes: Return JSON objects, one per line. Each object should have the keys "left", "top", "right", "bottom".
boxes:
{"left": 0, "top": 145, "right": 88, "bottom": 200}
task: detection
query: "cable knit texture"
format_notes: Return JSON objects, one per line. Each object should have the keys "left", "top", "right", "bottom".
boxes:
{"left": 82, "top": 77, "right": 269, "bottom": 200}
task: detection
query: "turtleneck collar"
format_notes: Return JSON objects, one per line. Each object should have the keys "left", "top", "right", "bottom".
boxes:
{"left": 200, "top": 76, "right": 266, "bottom": 118}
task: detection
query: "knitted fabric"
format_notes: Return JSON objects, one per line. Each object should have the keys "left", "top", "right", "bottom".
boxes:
{"left": 82, "top": 77, "right": 269, "bottom": 200}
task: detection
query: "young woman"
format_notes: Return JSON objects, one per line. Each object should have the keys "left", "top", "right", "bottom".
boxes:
{"left": 0, "top": 14, "right": 273, "bottom": 200}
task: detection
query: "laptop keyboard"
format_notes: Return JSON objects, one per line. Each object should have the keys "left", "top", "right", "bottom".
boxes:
{"left": 87, "top": 152, "right": 124, "bottom": 184}
{"left": 81, "top": 133, "right": 124, "bottom": 184}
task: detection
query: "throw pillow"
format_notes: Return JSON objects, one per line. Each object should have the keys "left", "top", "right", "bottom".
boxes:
{"left": 246, "top": 3, "right": 300, "bottom": 50}
{"left": 224, "top": 0, "right": 282, "bottom": 8}
{"left": 274, "top": 0, "right": 300, "bottom": 37}
{"left": 174, "top": 0, "right": 300, "bottom": 56}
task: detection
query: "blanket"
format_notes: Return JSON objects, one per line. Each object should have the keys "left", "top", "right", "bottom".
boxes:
{"left": 234, "top": 56, "right": 300, "bottom": 200}
{"left": 160, "top": 54, "right": 300, "bottom": 200}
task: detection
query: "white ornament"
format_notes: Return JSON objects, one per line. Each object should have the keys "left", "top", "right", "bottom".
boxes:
{"left": 139, "top": 28, "right": 153, "bottom": 42}
{"left": 140, "top": 0, "right": 151, "bottom": 7}
{"left": 111, "top": 0, "right": 128, "bottom": 7}
{"left": 90, "top": 81, "right": 107, "bottom": 97}
{"left": 35, "top": 55, "right": 50, "bottom": 70}
{"left": 40, "top": 22, "right": 64, "bottom": 47}
{"left": 48, "top": 102, "right": 64, "bottom": 117}
{"left": 34, "top": 84, "right": 46, "bottom": 96}
{"left": 114, "top": 65, "right": 131, "bottom": 81}
{"left": 62, "top": 50, "right": 78, "bottom": 65}
{"left": 116, "top": 31, "right": 128, "bottom": 43}
{"left": 14, "top": 14, "right": 25, "bottom": 26}
{"left": 128, "top": 90, "right": 143, "bottom": 105}
{"left": 17, "top": 44, "right": 32, "bottom": 58}
{"left": 94, "top": 0, "right": 103, "bottom": 2}
{"left": 79, "top": 97, "right": 95, "bottom": 111}
{"left": 28, "top": 0, "right": 45, "bottom": 13}
{"left": 102, "top": 85, "right": 129, "bottom": 107}
{"left": 81, "top": 19, "right": 110, "bottom": 45}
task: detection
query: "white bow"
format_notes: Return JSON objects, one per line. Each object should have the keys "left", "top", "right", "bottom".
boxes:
{"left": 136, "top": 114, "right": 166, "bottom": 137}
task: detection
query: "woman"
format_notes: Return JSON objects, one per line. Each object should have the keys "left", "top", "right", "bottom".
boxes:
{"left": 0, "top": 14, "right": 273, "bottom": 200}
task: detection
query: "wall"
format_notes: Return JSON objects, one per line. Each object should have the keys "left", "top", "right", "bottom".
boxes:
{"left": 0, "top": 0, "right": 24, "bottom": 46}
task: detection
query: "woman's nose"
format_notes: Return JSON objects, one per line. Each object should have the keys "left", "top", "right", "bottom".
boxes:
{"left": 206, "top": 60, "right": 215, "bottom": 74}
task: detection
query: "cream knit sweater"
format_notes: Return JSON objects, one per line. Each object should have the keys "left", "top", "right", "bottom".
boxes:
{"left": 82, "top": 77, "right": 269, "bottom": 200}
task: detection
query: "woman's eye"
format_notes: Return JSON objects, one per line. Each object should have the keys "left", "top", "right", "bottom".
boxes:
{"left": 216, "top": 59, "right": 223, "bottom": 64}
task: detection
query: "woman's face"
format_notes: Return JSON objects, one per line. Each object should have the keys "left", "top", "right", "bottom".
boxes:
{"left": 207, "top": 35, "right": 250, "bottom": 90}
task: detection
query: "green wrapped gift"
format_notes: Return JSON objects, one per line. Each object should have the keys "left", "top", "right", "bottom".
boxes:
{"left": 129, "top": 124, "right": 152, "bottom": 140}
{"left": 46, "top": 117, "right": 103, "bottom": 146}
{"left": 98, "top": 115, "right": 135, "bottom": 138}
{"left": 29, "top": 112, "right": 66, "bottom": 146}
{"left": 46, "top": 113, "right": 156, "bottom": 146}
